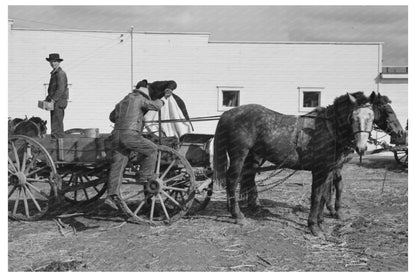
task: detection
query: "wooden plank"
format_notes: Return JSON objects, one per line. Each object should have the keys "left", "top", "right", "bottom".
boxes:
{"left": 37, "top": 135, "right": 112, "bottom": 163}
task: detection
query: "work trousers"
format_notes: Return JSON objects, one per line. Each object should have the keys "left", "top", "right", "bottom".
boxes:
{"left": 50, "top": 107, "right": 65, "bottom": 138}
{"left": 107, "top": 129, "right": 158, "bottom": 196}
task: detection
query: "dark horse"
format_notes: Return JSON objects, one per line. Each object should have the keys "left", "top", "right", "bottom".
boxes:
{"left": 8, "top": 116, "right": 47, "bottom": 138}
{"left": 213, "top": 92, "right": 374, "bottom": 236}
{"left": 325, "top": 91, "right": 405, "bottom": 219}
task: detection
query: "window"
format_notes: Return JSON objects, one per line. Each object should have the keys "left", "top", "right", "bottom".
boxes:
{"left": 217, "top": 86, "right": 242, "bottom": 111}
{"left": 298, "top": 87, "right": 324, "bottom": 112}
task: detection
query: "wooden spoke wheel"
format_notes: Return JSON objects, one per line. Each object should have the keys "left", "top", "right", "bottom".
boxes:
{"left": 8, "top": 135, "right": 59, "bottom": 220}
{"left": 59, "top": 164, "right": 108, "bottom": 205}
{"left": 118, "top": 145, "right": 196, "bottom": 225}
{"left": 394, "top": 148, "right": 408, "bottom": 167}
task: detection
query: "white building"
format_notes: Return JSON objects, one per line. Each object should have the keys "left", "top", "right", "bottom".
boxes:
{"left": 8, "top": 20, "right": 408, "bottom": 135}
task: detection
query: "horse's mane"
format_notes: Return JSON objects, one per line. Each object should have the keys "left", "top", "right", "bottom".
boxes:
{"left": 332, "top": 91, "right": 370, "bottom": 107}
{"left": 372, "top": 93, "right": 392, "bottom": 105}
{"left": 29, "top": 116, "right": 45, "bottom": 125}
{"left": 305, "top": 92, "right": 370, "bottom": 116}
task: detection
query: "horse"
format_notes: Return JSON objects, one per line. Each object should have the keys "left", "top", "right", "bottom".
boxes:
{"left": 8, "top": 116, "right": 48, "bottom": 138}
{"left": 213, "top": 92, "right": 374, "bottom": 237}
{"left": 325, "top": 91, "right": 405, "bottom": 219}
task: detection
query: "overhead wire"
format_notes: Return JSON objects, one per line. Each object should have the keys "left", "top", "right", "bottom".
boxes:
{"left": 11, "top": 17, "right": 128, "bottom": 41}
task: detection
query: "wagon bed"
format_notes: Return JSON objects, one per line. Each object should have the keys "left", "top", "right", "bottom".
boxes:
{"left": 8, "top": 131, "right": 214, "bottom": 224}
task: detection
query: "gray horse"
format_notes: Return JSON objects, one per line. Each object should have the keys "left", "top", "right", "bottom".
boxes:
{"left": 213, "top": 92, "right": 374, "bottom": 236}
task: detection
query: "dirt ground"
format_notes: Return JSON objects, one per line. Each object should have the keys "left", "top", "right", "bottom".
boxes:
{"left": 8, "top": 153, "right": 408, "bottom": 272}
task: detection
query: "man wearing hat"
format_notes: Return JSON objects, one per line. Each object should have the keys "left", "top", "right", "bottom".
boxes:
{"left": 104, "top": 80, "right": 173, "bottom": 209}
{"left": 45, "top": 53, "right": 69, "bottom": 138}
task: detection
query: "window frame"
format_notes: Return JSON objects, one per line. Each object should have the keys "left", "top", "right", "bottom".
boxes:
{"left": 217, "top": 86, "right": 243, "bottom": 111}
{"left": 298, "top": 87, "right": 324, "bottom": 112}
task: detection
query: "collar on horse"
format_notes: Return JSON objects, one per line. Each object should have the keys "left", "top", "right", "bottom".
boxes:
{"left": 11, "top": 119, "right": 42, "bottom": 137}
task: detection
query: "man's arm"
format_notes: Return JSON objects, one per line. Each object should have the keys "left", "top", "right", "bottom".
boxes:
{"left": 142, "top": 98, "right": 165, "bottom": 111}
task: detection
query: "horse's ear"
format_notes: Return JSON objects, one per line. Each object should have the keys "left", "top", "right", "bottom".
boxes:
{"left": 347, "top": 93, "right": 357, "bottom": 104}
{"left": 370, "top": 91, "right": 377, "bottom": 103}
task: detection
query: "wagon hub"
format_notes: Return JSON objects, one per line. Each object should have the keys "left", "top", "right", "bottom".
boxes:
{"left": 10, "top": 172, "right": 26, "bottom": 186}
{"left": 146, "top": 179, "right": 163, "bottom": 194}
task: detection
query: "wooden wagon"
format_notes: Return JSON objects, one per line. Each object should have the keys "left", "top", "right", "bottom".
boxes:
{"left": 8, "top": 130, "right": 214, "bottom": 225}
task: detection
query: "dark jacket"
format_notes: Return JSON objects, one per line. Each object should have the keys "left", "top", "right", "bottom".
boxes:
{"left": 110, "top": 89, "right": 164, "bottom": 132}
{"left": 46, "top": 67, "right": 69, "bottom": 109}
{"left": 148, "top": 80, "right": 177, "bottom": 100}
{"left": 148, "top": 80, "right": 192, "bottom": 127}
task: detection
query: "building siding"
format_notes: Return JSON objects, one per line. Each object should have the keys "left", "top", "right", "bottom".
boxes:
{"left": 379, "top": 80, "right": 408, "bottom": 127}
{"left": 9, "top": 27, "right": 392, "bottom": 135}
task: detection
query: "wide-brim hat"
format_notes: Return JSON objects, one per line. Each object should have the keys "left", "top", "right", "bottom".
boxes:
{"left": 46, "top": 53, "right": 63, "bottom": 62}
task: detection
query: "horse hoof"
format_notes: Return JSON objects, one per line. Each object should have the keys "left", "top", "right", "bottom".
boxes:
{"left": 335, "top": 211, "right": 344, "bottom": 220}
{"left": 235, "top": 217, "right": 247, "bottom": 226}
{"left": 309, "top": 225, "right": 325, "bottom": 238}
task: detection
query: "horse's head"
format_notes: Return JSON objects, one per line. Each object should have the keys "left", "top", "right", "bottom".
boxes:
{"left": 369, "top": 91, "right": 405, "bottom": 143}
{"left": 29, "top": 117, "right": 48, "bottom": 138}
{"left": 345, "top": 93, "right": 374, "bottom": 155}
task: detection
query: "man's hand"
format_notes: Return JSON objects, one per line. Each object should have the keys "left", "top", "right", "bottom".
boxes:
{"left": 164, "top": 88, "right": 173, "bottom": 99}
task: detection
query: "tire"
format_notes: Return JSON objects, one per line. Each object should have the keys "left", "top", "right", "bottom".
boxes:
{"left": 118, "top": 145, "right": 196, "bottom": 225}
{"left": 8, "top": 135, "right": 59, "bottom": 220}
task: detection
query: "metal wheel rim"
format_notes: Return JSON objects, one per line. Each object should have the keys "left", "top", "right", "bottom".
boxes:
{"left": 118, "top": 145, "right": 196, "bottom": 225}
{"left": 8, "top": 135, "right": 58, "bottom": 220}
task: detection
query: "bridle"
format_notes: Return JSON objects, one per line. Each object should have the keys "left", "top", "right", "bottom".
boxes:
{"left": 349, "top": 103, "right": 374, "bottom": 137}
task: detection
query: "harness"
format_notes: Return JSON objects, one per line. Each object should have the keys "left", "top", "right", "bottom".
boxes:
{"left": 10, "top": 119, "right": 42, "bottom": 137}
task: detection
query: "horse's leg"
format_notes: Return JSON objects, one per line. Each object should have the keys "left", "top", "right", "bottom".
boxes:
{"left": 325, "top": 169, "right": 338, "bottom": 217}
{"left": 333, "top": 170, "right": 345, "bottom": 220}
{"left": 318, "top": 174, "right": 333, "bottom": 232}
{"left": 227, "top": 148, "right": 249, "bottom": 224}
{"left": 241, "top": 153, "right": 261, "bottom": 210}
{"left": 308, "top": 169, "right": 333, "bottom": 237}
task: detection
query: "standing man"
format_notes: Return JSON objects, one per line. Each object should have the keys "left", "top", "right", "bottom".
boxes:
{"left": 45, "top": 53, "right": 69, "bottom": 138}
{"left": 104, "top": 80, "right": 173, "bottom": 209}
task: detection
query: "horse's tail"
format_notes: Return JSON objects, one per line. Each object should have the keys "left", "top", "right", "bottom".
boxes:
{"left": 213, "top": 117, "right": 228, "bottom": 188}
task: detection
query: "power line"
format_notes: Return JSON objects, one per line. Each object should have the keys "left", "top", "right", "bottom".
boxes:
{"left": 11, "top": 17, "right": 128, "bottom": 41}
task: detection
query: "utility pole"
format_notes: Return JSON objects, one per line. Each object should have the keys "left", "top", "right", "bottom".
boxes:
{"left": 130, "top": 26, "right": 134, "bottom": 90}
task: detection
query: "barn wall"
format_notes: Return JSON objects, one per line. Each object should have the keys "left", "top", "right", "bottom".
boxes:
{"left": 9, "top": 27, "right": 391, "bottom": 135}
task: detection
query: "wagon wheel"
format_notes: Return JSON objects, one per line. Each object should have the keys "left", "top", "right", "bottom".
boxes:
{"left": 8, "top": 135, "right": 59, "bottom": 220}
{"left": 394, "top": 148, "right": 408, "bottom": 167}
{"left": 60, "top": 164, "right": 108, "bottom": 205}
{"left": 118, "top": 145, "right": 196, "bottom": 225}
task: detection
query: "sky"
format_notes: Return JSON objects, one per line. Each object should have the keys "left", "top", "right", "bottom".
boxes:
{"left": 7, "top": 5, "right": 408, "bottom": 65}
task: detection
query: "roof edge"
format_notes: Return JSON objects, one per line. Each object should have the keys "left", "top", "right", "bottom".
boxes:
{"left": 209, "top": 40, "right": 384, "bottom": 45}
{"left": 10, "top": 26, "right": 211, "bottom": 36}
{"left": 9, "top": 26, "right": 383, "bottom": 45}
